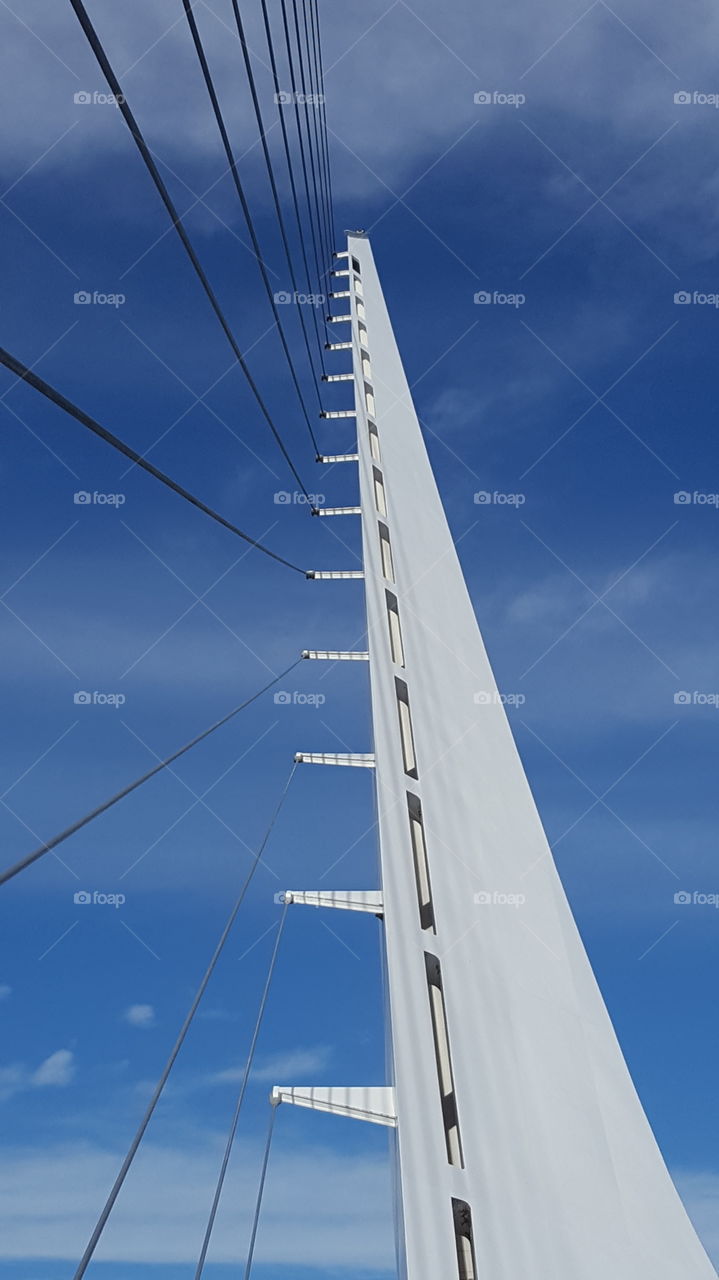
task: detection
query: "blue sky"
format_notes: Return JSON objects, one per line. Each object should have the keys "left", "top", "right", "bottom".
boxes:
{"left": 0, "top": 0, "right": 718, "bottom": 1274}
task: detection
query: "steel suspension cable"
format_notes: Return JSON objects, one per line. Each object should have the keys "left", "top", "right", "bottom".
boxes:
{"left": 257, "top": 0, "right": 328, "bottom": 379}
{"left": 290, "top": 0, "right": 332, "bottom": 273}
{"left": 71, "top": 762, "right": 298, "bottom": 1280}
{"left": 276, "top": 0, "right": 327, "bottom": 319}
{"left": 67, "top": 0, "right": 313, "bottom": 502}
{"left": 301, "top": 0, "right": 333, "bottom": 262}
{"left": 194, "top": 899, "right": 290, "bottom": 1279}
{"left": 243, "top": 1103, "right": 279, "bottom": 1280}
{"left": 311, "top": 0, "right": 337, "bottom": 252}
{"left": 228, "top": 0, "right": 326, "bottom": 418}
{"left": 0, "top": 347, "right": 306, "bottom": 576}
{"left": 0, "top": 660, "right": 302, "bottom": 888}
{"left": 180, "top": 0, "right": 321, "bottom": 454}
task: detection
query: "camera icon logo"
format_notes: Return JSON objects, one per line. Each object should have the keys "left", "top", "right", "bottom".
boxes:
{"left": 474, "top": 491, "right": 491, "bottom": 504}
{"left": 274, "top": 491, "right": 291, "bottom": 504}
{"left": 74, "top": 691, "right": 92, "bottom": 705}
{"left": 474, "top": 91, "right": 492, "bottom": 105}
{"left": 74, "top": 890, "right": 92, "bottom": 904}
{"left": 474, "top": 691, "right": 492, "bottom": 704}
{"left": 74, "top": 91, "right": 92, "bottom": 105}
{"left": 674, "top": 890, "right": 692, "bottom": 904}
{"left": 474, "top": 891, "right": 493, "bottom": 905}
{"left": 274, "top": 291, "right": 292, "bottom": 304}
{"left": 673, "top": 491, "right": 692, "bottom": 504}
{"left": 674, "top": 291, "right": 692, "bottom": 305}
{"left": 674, "top": 690, "right": 692, "bottom": 705}
{"left": 74, "top": 291, "right": 92, "bottom": 305}
{"left": 474, "top": 290, "right": 492, "bottom": 304}
{"left": 674, "top": 91, "right": 692, "bottom": 105}
{"left": 74, "top": 491, "right": 92, "bottom": 504}
{"left": 274, "top": 91, "right": 293, "bottom": 105}
{"left": 274, "top": 691, "right": 292, "bottom": 705}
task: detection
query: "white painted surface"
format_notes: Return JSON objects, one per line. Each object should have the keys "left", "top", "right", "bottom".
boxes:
{"left": 271, "top": 1086, "right": 397, "bottom": 1127}
{"left": 348, "top": 235, "right": 716, "bottom": 1280}
{"left": 284, "top": 890, "right": 383, "bottom": 913}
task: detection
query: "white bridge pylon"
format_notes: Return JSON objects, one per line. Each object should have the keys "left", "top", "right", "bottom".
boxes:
{"left": 274, "top": 236, "right": 716, "bottom": 1280}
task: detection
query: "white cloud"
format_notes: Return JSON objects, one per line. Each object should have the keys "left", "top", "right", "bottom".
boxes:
{"left": 31, "top": 1050, "right": 76, "bottom": 1088}
{"left": 251, "top": 1045, "right": 333, "bottom": 1082}
{"left": 123, "top": 1004, "right": 155, "bottom": 1028}
{"left": 0, "top": 1050, "right": 76, "bottom": 1101}
{"left": 209, "top": 1045, "right": 332, "bottom": 1086}
{"left": 0, "top": 1138, "right": 394, "bottom": 1268}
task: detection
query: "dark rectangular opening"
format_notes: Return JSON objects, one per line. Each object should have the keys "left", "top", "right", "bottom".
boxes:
{"left": 395, "top": 677, "right": 418, "bottom": 779}
{"left": 425, "top": 953, "right": 463, "bottom": 1166}
{"left": 452, "top": 1199, "right": 477, "bottom": 1279}
{"left": 407, "top": 791, "right": 435, "bottom": 930}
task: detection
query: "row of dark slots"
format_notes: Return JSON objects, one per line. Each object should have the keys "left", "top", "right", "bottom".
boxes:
{"left": 346, "top": 255, "right": 477, "bottom": 1279}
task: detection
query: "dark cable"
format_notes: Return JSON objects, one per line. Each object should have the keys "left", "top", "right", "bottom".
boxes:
{"left": 195, "top": 899, "right": 290, "bottom": 1278}
{"left": 227, "top": 0, "right": 325, "bottom": 438}
{"left": 277, "top": 0, "right": 327, "bottom": 320}
{"left": 71, "top": 762, "right": 298, "bottom": 1280}
{"left": 0, "top": 660, "right": 302, "bottom": 888}
{"left": 0, "top": 347, "right": 305, "bottom": 575}
{"left": 301, "top": 0, "right": 333, "bottom": 261}
{"left": 179, "top": 1, "right": 321, "bottom": 454}
{"left": 312, "top": 0, "right": 336, "bottom": 253}
{"left": 257, "top": 0, "right": 328, "bottom": 378}
{"left": 290, "top": 0, "right": 332, "bottom": 272}
{"left": 67, "top": 0, "right": 312, "bottom": 501}
{"left": 243, "top": 1103, "right": 279, "bottom": 1280}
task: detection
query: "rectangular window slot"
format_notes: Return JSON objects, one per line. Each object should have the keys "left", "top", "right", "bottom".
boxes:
{"left": 452, "top": 1200, "right": 477, "bottom": 1279}
{"left": 369, "top": 422, "right": 381, "bottom": 462}
{"left": 378, "top": 522, "right": 395, "bottom": 583}
{"left": 395, "top": 677, "right": 418, "bottom": 779}
{"left": 362, "top": 354, "right": 372, "bottom": 379}
{"left": 385, "top": 590, "right": 404, "bottom": 667}
{"left": 354, "top": 275, "right": 363, "bottom": 296}
{"left": 356, "top": 300, "right": 366, "bottom": 323}
{"left": 373, "top": 466, "right": 387, "bottom": 516}
{"left": 407, "top": 791, "right": 435, "bottom": 930}
{"left": 365, "top": 384, "right": 376, "bottom": 417}
{"left": 426, "top": 954, "right": 464, "bottom": 1167}
{"left": 358, "top": 322, "right": 369, "bottom": 350}
{"left": 352, "top": 256, "right": 361, "bottom": 273}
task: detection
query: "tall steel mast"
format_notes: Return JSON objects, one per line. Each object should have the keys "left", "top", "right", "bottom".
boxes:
{"left": 274, "top": 235, "right": 715, "bottom": 1280}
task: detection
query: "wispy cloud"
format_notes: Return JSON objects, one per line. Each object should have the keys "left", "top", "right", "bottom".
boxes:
{"left": 0, "top": 1138, "right": 394, "bottom": 1268}
{"left": 209, "top": 1044, "right": 333, "bottom": 1086}
{"left": 0, "top": 1049, "right": 76, "bottom": 1101}
{"left": 122, "top": 1003, "right": 155, "bottom": 1028}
